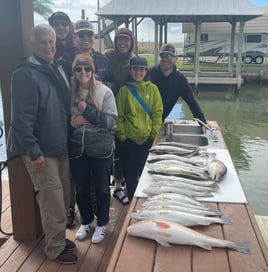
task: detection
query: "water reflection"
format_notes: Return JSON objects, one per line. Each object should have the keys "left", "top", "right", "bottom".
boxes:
{"left": 181, "top": 83, "right": 268, "bottom": 215}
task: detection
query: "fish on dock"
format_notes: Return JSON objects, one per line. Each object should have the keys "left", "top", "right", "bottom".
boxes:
{"left": 127, "top": 220, "right": 250, "bottom": 254}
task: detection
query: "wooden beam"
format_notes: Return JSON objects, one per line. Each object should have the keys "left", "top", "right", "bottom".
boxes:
{"left": 0, "top": 0, "right": 42, "bottom": 240}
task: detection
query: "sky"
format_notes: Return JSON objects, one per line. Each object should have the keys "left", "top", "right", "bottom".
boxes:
{"left": 34, "top": 0, "right": 268, "bottom": 43}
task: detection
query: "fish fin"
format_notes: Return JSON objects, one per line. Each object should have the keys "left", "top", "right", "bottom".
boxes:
{"left": 197, "top": 243, "right": 213, "bottom": 250}
{"left": 156, "top": 237, "right": 172, "bottom": 247}
{"left": 232, "top": 240, "right": 251, "bottom": 254}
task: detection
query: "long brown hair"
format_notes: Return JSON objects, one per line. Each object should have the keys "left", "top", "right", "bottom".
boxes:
{"left": 71, "top": 53, "right": 98, "bottom": 108}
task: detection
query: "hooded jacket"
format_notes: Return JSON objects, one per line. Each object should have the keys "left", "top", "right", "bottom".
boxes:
{"left": 116, "top": 80, "right": 163, "bottom": 145}
{"left": 7, "top": 56, "right": 71, "bottom": 160}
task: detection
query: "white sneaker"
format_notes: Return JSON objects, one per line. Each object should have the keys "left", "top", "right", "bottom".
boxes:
{"left": 75, "top": 224, "right": 91, "bottom": 241}
{"left": 92, "top": 226, "right": 106, "bottom": 244}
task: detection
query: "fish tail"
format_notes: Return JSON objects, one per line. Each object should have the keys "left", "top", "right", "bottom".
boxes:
{"left": 221, "top": 216, "right": 232, "bottom": 225}
{"left": 231, "top": 240, "right": 251, "bottom": 254}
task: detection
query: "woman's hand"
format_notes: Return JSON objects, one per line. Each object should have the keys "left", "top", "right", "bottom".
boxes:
{"left": 77, "top": 101, "right": 87, "bottom": 112}
{"left": 71, "top": 115, "right": 89, "bottom": 127}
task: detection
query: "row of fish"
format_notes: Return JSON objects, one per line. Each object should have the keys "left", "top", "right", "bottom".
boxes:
{"left": 148, "top": 143, "right": 227, "bottom": 182}
{"left": 127, "top": 142, "right": 250, "bottom": 254}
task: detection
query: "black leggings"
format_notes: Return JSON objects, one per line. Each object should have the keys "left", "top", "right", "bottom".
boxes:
{"left": 70, "top": 154, "right": 112, "bottom": 226}
{"left": 118, "top": 138, "right": 153, "bottom": 200}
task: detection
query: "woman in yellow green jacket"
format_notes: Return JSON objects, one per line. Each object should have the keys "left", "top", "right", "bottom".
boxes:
{"left": 116, "top": 56, "right": 163, "bottom": 200}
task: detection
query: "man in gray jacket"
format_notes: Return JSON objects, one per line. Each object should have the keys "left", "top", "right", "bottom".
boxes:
{"left": 7, "top": 24, "right": 77, "bottom": 264}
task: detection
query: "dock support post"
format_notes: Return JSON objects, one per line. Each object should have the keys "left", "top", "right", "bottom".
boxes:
{"left": 0, "top": 0, "right": 43, "bottom": 240}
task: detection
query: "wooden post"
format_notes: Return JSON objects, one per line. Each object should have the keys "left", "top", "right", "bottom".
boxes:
{"left": 0, "top": 0, "right": 42, "bottom": 240}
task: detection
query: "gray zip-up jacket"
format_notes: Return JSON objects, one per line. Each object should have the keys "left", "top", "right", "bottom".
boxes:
{"left": 7, "top": 56, "right": 71, "bottom": 160}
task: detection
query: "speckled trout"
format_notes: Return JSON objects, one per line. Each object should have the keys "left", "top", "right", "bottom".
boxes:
{"left": 127, "top": 220, "right": 250, "bottom": 254}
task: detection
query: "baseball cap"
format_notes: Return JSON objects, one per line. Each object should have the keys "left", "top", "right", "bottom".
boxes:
{"left": 159, "top": 44, "right": 176, "bottom": 57}
{"left": 129, "top": 56, "right": 148, "bottom": 69}
{"left": 74, "top": 19, "right": 94, "bottom": 33}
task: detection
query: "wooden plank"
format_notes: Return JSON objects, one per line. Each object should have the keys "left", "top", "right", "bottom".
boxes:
{"left": 220, "top": 203, "right": 268, "bottom": 272}
{"left": 186, "top": 77, "right": 243, "bottom": 85}
{"left": 0, "top": 239, "right": 42, "bottom": 272}
{"left": 255, "top": 215, "right": 268, "bottom": 249}
{"left": 191, "top": 203, "right": 230, "bottom": 272}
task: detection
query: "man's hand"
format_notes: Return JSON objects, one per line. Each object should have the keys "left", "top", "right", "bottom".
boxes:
{"left": 32, "top": 155, "right": 45, "bottom": 170}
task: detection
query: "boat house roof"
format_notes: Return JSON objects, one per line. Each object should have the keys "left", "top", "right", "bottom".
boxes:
{"left": 97, "top": 0, "right": 263, "bottom": 22}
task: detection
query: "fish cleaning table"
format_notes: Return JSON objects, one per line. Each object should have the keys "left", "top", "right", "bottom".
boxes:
{"left": 107, "top": 121, "right": 268, "bottom": 271}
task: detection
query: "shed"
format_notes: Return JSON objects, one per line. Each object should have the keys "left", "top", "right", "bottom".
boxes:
{"left": 97, "top": 0, "right": 263, "bottom": 89}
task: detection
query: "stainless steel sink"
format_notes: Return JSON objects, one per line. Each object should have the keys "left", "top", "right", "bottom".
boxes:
{"left": 159, "top": 121, "right": 226, "bottom": 148}
{"left": 164, "top": 122, "right": 202, "bottom": 135}
{"left": 165, "top": 134, "right": 208, "bottom": 146}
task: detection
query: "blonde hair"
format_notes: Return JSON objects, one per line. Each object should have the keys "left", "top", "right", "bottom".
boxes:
{"left": 71, "top": 53, "right": 98, "bottom": 108}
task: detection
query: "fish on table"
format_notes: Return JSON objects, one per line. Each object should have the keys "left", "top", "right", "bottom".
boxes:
{"left": 142, "top": 184, "right": 214, "bottom": 198}
{"left": 148, "top": 193, "right": 204, "bottom": 207}
{"left": 140, "top": 202, "right": 223, "bottom": 217}
{"left": 127, "top": 219, "right": 250, "bottom": 254}
{"left": 149, "top": 144, "right": 199, "bottom": 157}
{"left": 206, "top": 153, "right": 227, "bottom": 182}
{"left": 142, "top": 199, "right": 223, "bottom": 214}
{"left": 150, "top": 174, "right": 218, "bottom": 188}
{"left": 148, "top": 165, "right": 209, "bottom": 180}
{"left": 130, "top": 209, "right": 232, "bottom": 226}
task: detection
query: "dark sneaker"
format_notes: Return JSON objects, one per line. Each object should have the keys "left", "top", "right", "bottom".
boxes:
{"left": 67, "top": 207, "right": 75, "bottom": 228}
{"left": 55, "top": 249, "right": 77, "bottom": 264}
{"left": 65, "top": 239, "right": 76, "bottom": 251}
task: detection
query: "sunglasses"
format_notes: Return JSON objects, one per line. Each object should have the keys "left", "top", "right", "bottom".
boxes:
{"left": 77, "top": 31, "right": 94, "bottom": 39}
{"left": 52, "top": 21, "right": 68, "bottom": 28}
{"left": 159, "top": 53, "right": 175, "bottom": 59}
{"left": 74, "top": 66, "right": 92, "bottom": 73}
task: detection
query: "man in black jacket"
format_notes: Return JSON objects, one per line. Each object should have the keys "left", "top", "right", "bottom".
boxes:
{"left": 149, "top": 43, "right": 207, "bottom": 125}
{"left": 7, "top": 24, "right": 77, "bottom": 265}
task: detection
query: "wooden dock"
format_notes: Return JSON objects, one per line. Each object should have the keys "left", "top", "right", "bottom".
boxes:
{"left": 108, "top": 198, "right": 268, "bottom": 272}
{"left": 181, "top": 71, "right": 244, "bottom": 86}
{"left": 0, "top": 180, "right": 128, "bottom": 272}
{"left": 0, "top": 179, "right": 268, "bottom": 271}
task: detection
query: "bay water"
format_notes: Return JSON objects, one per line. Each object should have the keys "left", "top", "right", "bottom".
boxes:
{"left": 181, "top": 82, "right": 268, "bottom": 216}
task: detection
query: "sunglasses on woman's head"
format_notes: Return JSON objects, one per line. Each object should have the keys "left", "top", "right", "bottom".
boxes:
{"left": 77, "top": 31, "right": 94, "bottom": 39}
{"left": 74, "top": 66, "right": 92, "bottom": 73}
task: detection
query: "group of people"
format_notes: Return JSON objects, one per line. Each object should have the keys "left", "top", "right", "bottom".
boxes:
{"left": 7, "top": 11, "right": 208, "bottom": 265}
